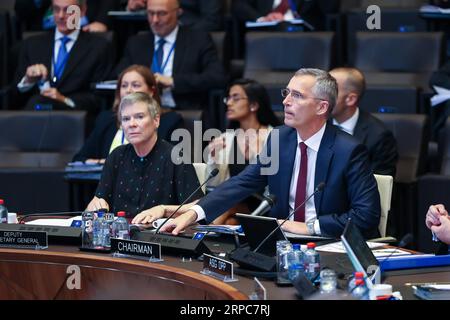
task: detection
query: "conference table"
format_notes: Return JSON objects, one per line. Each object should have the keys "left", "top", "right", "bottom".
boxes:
{"left": 0, "top": 230, "right": 450, "bottom": 301}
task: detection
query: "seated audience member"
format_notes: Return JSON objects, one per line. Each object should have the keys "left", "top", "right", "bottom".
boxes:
{"left": 13, "top": 0, "right": 112, "bottom": 112}
{"left": 329, "top": 67, "right": 398, "bottom": 177}
{"left": 125, "top": 0, "right": 224, "bottom": 31}
{"left": 115, "top": 0, "right": 226, "bottom": 110}
{"left": 134, "top": 68, "right": 381, "bottom": 239}
{"left": 73, "top": 65, "right": 183, "bottom": 163}
{"left": 14, "top": 0, "right": 119, "bottom": 32}
{"left": 231, "top": 0, "right": 340, "bottom": 30}
{"left": 426, "top": 204, "right": 450, "bottom": 244}
{"left": 86, "top": 92, "right": 203, "bottom": 218}
{"left": 206, "top": 79, "right": 280, "bottom": 224}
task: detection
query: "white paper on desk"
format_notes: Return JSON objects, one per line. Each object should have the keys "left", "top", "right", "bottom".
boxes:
{"left": 431, "top": 86, "right": 450, "bottom": 106}
{"left": 371, "top": 248, "right": 412, "bottom": 258}
{"left": 316, "top": 241, "right": 385, "bottom": 253}
{"left": 25, "top": 216, "right": 82, "bottom": 227}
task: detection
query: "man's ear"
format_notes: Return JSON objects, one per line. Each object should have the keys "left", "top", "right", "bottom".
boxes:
{"left": 177, "top": 8, "right": 183, "bottom": 17}
{"left": 345, "top": 93, "right": 358, "bottom": 107}
{"left": 317, "top": 100, "right": 329, "bottom": 116}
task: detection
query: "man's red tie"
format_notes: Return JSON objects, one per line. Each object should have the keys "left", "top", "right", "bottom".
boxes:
{"left": 273, "top": 0, "right": 290, "bottom": 15}
{"left": 295, "top": 142, "right": 307, "bottom": 222}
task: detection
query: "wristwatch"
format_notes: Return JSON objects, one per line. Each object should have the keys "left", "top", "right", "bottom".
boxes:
{"left": 306, "top": 219, "right": 316, "bottom": 235}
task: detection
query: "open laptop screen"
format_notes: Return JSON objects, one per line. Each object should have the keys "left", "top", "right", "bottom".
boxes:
{"left": 235, "top": 213, "right": 287, "bottom": 256}
{"left": 341, "top": 219, "right": 381, "bottom": 288}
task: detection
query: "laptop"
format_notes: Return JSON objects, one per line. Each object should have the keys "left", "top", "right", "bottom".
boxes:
{"left": 235, "top": 213, "right": 287, "bottom": 256}
{"left": 340, "top": 219, "right": 381, "bottom": 288}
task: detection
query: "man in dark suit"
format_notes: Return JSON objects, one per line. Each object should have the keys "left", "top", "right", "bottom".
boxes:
{"left": 160, "top": 68, "right": 381, "bottom": 239}
{"left": 330, "top": 67, "right": 398, "bottom": 177}
{"left": 231, "top": 0, "right": 340, "bottom": 30}
{"left": 13, "top": 0, "right": 112, "bottom": 112}
{"left": 115, "top": 0, "right": 226, "bottom": 110}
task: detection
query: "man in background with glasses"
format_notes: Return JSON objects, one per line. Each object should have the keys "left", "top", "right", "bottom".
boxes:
{"left": 115, "top": 0, "right": 225, "bottom": 111}
{"left": 160, "top": 68, "right": 381, "bottom": 239}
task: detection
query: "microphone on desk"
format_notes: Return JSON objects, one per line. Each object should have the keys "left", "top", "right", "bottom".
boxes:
{"left": 155, "top": 168, "right": 219, "bottom": 234}
{"left": 230, "top": 182, "right": 325, "bottom": 273}
{"left": 250, "top": 194, "right": 276, "bottom": 216}
{"left": 131, "top": 168, "right": 219, "bottom": 257}
{"left": 254, "top": 182, "right": 325, "bottom": 253}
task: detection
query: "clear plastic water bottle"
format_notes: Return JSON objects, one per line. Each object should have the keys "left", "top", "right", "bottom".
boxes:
{"left": 101, "top": 212, "right": 115, "bottom": 248}
{"left": 92, "top": 211, "right": 104, "bottom": 248}
{"left": 288, "top": 244, "right": 304, "bottom": 281}
{"left": 303, "top": 242, "right": 320, "bottom": 282}
{"left": 276, "top": 240, "right": 293, "bottom": 284}
{"left": 351, "top": 279, "right": 369, "bottom": 300}
{"left": 81, "top": 211, "right": 94, "bottom": 248}
{"left": 112, "top": 211, "right": 130, "bottom": 240}
{"left": 0, "top": 199, "right": 8, "bottom": 224}
{"left": 348, "top": 271, "right": 365, "bottom": 293}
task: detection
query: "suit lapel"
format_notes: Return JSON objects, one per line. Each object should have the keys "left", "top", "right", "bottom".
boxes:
{"left": 42, "top": 32, "right": 54, "bottom": 74}
{"left": 172, "top": 27, "right": 186, "bottom": 74}
{"left": 279, "top": 128, "right": 298, "bottom": 216}
{"left": 314, "top": 124, "right": 335, "bottom": 213}
{"left": 353, "top": 111, "right": 369, "bottom": 144}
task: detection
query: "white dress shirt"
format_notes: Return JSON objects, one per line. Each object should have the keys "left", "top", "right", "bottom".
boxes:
{"left": 332, "top": 108, "right": 359, "bottom": 136}
{"left": 154, "top": 26, "right": 178, "bottom": 108}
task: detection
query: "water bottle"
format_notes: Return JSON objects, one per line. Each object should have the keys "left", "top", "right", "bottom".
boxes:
{"left": 92, "top": 211, "right": 104, "bottom": 248}
{"left": 101, "top": 212, "right": 115, "bottom": 248}
{"left": 348, "top": 271, "right": 365, "bottom": 293}
{"left": 276, "top": 240, "right": 293, "bottom": 284}
{"left": 81, "top": 211, "right": 95, "bottom": 248}
{"left": 112, "top": 211, "right": 130, "bottom": 240}
{"left": 0, "top": 199, "right": 8, "bottom": 224}
{"left": 351, "top": 279, "right": 369, "bottom": 300}
{"left": 303, "top": 242, "right": 320, "bottom": 282}
{"left": 288, "top": 244, "right": 304, "bottom": 281}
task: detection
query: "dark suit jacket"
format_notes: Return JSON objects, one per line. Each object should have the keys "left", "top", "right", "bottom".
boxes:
{"left": 198, "top": 123, "right": 381, "bottom": 239}
{"left": 231, "top": 0, "right": 340, "bottom": 30}
{"left": 179, "top": 0, "right": 224, "bottom": 31}
{"left": 13, "top": 30, "right": 112, "bottom": 111}
{"left": 72, "top": 110, "right": 184, "bottom": 162}
{"left": 115, "top": 27, "right": 226, "bottom": 109}
{"left": 353, "top": 110, "right": 398, "bottom": 177}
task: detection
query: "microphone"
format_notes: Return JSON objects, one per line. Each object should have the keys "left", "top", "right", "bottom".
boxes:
{"left": 254, "top": 182, "right": 326, "bottom": 253}
{"left": 155, "top": 168, "right": 219, "bottom": 234}
{"left": 230, "top": 182, "right": 325, "bottom": 273}
{"left": 250, "top": 194, "right": 276, "bottom": 216}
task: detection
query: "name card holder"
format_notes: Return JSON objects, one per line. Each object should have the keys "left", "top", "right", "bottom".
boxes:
{"left": 200, "top": 253, "right": 237, "bottom": 283}
{"left": 0, "top": 231, "right": 48, "bottom": 250}
{"left": 111, "top": 238, "right": 163, "bottom": 262}
{"left": 249, "top": 277, "right": 267, "bottom": 300}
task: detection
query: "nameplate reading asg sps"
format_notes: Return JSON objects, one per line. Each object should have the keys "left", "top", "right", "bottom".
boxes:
{"left": 111, "top": 238, "right": 161, "bottom": 260}
{"left": 203, "top": 254, "right": 234, "bottom": 278}
{"left": 0, "top": 231, "right": 48, "bottom": 249}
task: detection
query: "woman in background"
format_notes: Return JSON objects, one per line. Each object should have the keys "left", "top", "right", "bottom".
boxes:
{"left": 73, "top": 64, "right": 183, "bottom": 163}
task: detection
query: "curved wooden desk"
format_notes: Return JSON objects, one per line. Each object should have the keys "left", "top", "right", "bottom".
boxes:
{"left": 0, "top": 247, "right": 248, "bottom": 300}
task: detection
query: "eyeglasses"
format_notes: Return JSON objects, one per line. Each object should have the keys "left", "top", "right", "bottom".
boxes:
{"left": 223, "top": 95, "right": 248, "bottom": 104}
{"left": 147, "top": 8, "right": 178, "bottom": 18}
{"left": 281, "top": 88, "right": 327, "bottom": 103}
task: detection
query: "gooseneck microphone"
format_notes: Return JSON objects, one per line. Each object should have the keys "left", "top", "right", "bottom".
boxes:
{"left": 253, "top": 182, "right": 325, "bottom": 253}
{"left": 155, "top": 168, "right": 219, "bottom": 234}
{"left": 250, "top": 194, "right": 277, "bottom": 216}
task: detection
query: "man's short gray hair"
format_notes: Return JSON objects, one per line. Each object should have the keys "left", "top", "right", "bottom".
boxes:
{"left": 294, "top": 68, "right": 337, "bottom": 113}
{"left": 118, "top": 92, "right": 161, "bottom": 120}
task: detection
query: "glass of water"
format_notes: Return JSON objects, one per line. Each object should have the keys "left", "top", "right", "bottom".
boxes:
{"left": 320, "top": 269, "right": 337, "bottom": 293}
